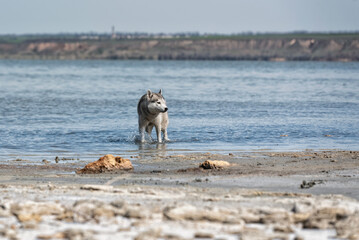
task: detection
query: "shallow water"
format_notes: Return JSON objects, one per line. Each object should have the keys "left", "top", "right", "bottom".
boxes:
{"left": 0, "top": 60, "right": 359, "bottom": 161}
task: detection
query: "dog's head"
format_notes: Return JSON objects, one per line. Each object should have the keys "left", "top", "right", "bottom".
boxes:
{"left": 147, "top": 89, "right": 168, "bottom": 113}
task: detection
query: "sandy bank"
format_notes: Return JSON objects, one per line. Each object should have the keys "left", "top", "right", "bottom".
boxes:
{"left": 0, "top": 150, "right": 358, "bottom": 239}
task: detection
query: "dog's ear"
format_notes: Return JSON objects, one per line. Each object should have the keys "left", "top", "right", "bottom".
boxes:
{"left": 159, "top": 89, "right": 163, "bottom": 95}
{"left": 147, "top": 89, "right": 153, "bottom": 99}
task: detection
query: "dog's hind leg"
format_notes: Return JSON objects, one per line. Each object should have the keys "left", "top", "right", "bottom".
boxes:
{"left": 146, "top": 124, "right": 154, "bottom": 141}
{"left": 139, "top": 125, "right": 146, "bottom": 143}
{"left": 139, "top": 119, "right": 148, "bottom": 143}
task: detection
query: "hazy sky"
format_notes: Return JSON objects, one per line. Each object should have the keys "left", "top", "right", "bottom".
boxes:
{"left": 1, "top": 0, "right": 359, "bottom": 34}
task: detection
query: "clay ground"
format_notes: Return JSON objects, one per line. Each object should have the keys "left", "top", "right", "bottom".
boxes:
{"left": 0, "top": 150, "right": 359, "bottom": 239}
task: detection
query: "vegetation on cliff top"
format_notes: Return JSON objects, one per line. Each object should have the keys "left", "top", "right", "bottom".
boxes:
{"left": 1, "top": 32, "right": 359, "bottom": 44}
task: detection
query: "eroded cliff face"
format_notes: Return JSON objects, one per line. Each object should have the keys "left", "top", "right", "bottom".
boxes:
{"left": 1, "top": 38, "right": 358, "bottom": 61}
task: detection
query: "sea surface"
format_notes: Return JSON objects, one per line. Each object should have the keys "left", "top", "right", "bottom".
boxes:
{"left": 0, "top": 60, "right": 359, "bottom": 161}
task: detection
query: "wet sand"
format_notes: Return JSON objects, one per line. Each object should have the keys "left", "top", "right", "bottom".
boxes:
{"left": 0, "top": 150, "right": 359, "bottom": 239}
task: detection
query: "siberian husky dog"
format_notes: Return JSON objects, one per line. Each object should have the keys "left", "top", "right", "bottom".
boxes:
{"left": 137, "top": 89, "right": 169, "bottom": 143}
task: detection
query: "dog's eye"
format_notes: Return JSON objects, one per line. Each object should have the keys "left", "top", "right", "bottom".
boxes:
{"left": 157, "top": 102, "right": 161, "bottom": 104}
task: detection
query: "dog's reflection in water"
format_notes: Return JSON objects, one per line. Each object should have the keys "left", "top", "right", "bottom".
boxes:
{"left": 137, "top": 142, "right": 167, "bottom": 159}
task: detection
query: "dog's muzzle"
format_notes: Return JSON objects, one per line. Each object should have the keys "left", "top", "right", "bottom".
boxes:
{"left": 164, "top": 108, "right": 168, "bottom": 112}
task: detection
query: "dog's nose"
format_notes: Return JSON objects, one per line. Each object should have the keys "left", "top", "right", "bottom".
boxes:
{"left": 164, "top": 108, "right": 168, "bottom": 112}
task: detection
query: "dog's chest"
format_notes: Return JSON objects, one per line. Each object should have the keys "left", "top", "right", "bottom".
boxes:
{"left": 148, "top": 113, "right": 163, "bottom": 125}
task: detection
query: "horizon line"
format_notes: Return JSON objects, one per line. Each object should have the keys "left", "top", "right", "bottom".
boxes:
{"left": 1, "top": 30, "right": 359, "bottom": 37}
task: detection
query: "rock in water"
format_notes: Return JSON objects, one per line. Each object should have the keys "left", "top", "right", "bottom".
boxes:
{"left": 199, "top": 160, "right": 230, "bottom": 169}
{"left": 76, "top": 154, "right": 133, "bottom": 174}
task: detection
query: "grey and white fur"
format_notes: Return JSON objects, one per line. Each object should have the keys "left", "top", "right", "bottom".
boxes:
{"left": 137, "top": 89, "right": 169, "bottom": 143}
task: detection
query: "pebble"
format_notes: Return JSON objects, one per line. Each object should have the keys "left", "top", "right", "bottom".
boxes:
{"left": 194, "top": 232, "right": 214, "bottom": 238}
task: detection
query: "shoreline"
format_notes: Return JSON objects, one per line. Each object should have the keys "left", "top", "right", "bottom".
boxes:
{"left": 1, "top": 150, "right": 359, "bottom": 239}
{"left": 1, "top": 150, "right": 358, "bottom": 198}
{"left": 1, "top": 36, "right": 359, "bottom": 61}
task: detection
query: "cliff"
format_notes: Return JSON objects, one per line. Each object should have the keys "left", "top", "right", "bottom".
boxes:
{"left": 1, "top": 35, "right": 358, "bottom": 61}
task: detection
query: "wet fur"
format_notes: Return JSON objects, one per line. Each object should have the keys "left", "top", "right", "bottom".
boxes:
{"left": 137, "top": 89, "right": 169, "bottom": 143}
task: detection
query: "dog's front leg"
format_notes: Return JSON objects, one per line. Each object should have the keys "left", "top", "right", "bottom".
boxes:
{"left": 163, "top": 129, "right": 169, "bottom": 142}
{"left": 155, "top": 125, "right": 162, "bottom": 143}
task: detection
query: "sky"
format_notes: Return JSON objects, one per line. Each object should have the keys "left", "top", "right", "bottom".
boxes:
{"left": 0, "top": 0, "right": 359, "bottom": 34}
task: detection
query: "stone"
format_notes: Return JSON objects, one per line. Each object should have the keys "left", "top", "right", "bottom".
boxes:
{"left": 259, "top": 210, "right": 292, "bottom": 225}
{"left": 194, "top": 232, "right": 214, "bottom": 238}
{"left": 238, "top": 208, "right": 261, "bottom": 223}
{"left": 163, "top": 205, "right": 240, "bottom": 223}
{"left": 0, "top": 228, "right": 17, "bottom": 239}
{"left": 135, "top": 228, "right": 162, "bottom": 240}
{"left": 303, "top": 207, "right": 350, "bottom": 229}
{"left": 294, "top": 235, "right": 305, "bottom": 240}
{"left": 124, "top": 207, "right": 148, "bottom": 219}
{"left": 72, "top": 200, "right": 113, "bottom": 222}
{"left": 16, "top": 213, "right": 42, "bottom": 223}
{"left": 273, "top": 224, "right": 294, "bottom": 233}
{"left": 0, "top": 203, "right": 11, "bottom": 217}
{"left": 80, "top": 185, "right": 114, "bottom": 191}
{"left": 62, "top": 229, "right": 95, "bottom": 240}
{"left": 71, "top": 199, "right": 131, "bottom": 223}
{"left": 56, "top": 210, "right": 74, "bottom": 222}
{"left": 163, "top": 205, "right": 225, "bottom": 222}
{"left": 37, "top": 232, "right": 65, "bottom": 240}
{"left": 335, "top": 215, "right": 359, "bottom": 240}
{"left": 199, "top": 160, "right": 230, "bottom": 169}
{"left": 300, "top": 180, "right": 324, "bottom": 189}
{"left": 292, "top": 212, "right": 311, "bottom": 223}
{"left": 11, "top": 201, "right": 64, "bottom": 223}
{"left": 110, "top": 200, "right": 127, "bottom": 209}
{"left": 93, "top": 205, "right": 117, "bottom": 220}
{"left": 76, "top": 154, "right": 133, "bottom": 174}
{"left": 240, "top": 227, "right": 289, "bottom": 240}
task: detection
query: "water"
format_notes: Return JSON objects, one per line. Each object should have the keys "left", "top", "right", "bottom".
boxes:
{"left": 1, "top": 60, "right": 359, "bottom": 161}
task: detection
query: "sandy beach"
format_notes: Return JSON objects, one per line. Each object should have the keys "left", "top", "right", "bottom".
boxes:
{"left": 0, "top": 150, "right": 358, "bottom": 240}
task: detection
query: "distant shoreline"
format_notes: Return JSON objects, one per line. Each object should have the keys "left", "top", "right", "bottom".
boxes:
{"left": 1, "top": 33, "right": 358, "bottom": 61}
